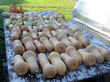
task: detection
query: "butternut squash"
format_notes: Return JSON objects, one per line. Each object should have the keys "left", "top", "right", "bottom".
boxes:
{"left": 69, "top": 26, "right": 82, "bottom": 33}
{"left": 73, "top": 32, "right": 90, "bottom": 47}
{"left": 97, "top": 46, "right": 110, "bottom": 61}
{"left": 21, "top": 25, "right": 29, "bottom": 31}
{"left": 8, "top": 24, "right": 14, "bottom": 32}
{"left": 22, "top": 31, "right": 32, "bottom": 38}
{"left": 48, "top": 52, "right": 67, "bottom": 75}
{"left": 38, "top": 32, "right": 48, "bottom": 38}
{"left": 44, "top": 23, "right": 54, "bottom": 30}
{"left": 43, "top": 28, "right": 52, "bottom": 38}
{"left": 34, "top": 40, "right": 46, "bottom": 53}
{"left": 23, "top": 51, "right": 39, "bottom": 74}
{"left": 13, "top": 40, "right": 25, "bottom": 55}
{"left": 11, "top": 26, "right": 21, "bottom": 41}
{"left": 30, "top": 29, "right": 38, "bottom": 40}
{"left": 51, "top": 30, "right": 58, "bottom": 38}
{"left": 86, "top": 45, "right": 104, "bottom": 63}
{"left": 14, "top": 55, "right": 29, "bottom": 76}
{"left": 65, "top": 46, "right": 82, "bottom": 65}
{"left": 78, "top": 49, "right": 96, "bottom": 66}
{"left": 38, "top": 53, "right": 57, "bottom": 78}
{"left": 40, "top": 37, "right": 53, "bottom": 52}
{"left": 22, "top": 36, "right": 36, "bottom": 51}
{"left": 49, "top": 37, "right": 67, "bottom": 53}
{"left": 61, "top": 53, "right": 78, "bottom": 70}
{"left": 57, "top": 34, "right": 72, "bottom": 46}
{"left": 68, "top": 36, "right": 82, "bottom": 49}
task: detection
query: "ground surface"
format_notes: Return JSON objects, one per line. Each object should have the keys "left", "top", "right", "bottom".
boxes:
{"left": 0, "top": 0, "right": 76, "bottom": 81}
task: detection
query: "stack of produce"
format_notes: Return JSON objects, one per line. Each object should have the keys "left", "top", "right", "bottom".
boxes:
{"left": 2, "top": 11, "right": 110, "bottom": 78}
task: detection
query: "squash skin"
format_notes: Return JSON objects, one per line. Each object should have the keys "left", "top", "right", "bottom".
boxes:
{"left": 38, "top": 53, "right": 57, "bottom": 78}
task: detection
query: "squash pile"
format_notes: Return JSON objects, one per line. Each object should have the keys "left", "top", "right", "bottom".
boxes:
{"left": 3, "top": 12, "right": 110, "bottom": 78}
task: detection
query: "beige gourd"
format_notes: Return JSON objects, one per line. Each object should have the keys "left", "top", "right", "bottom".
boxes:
{"left": 38, "top": 32, "right": 48, "bottom": 38}
{"left": 51, "top": 30, "right": 58, "bottom": 38}
{"left": 61, "top": 53, "right": 78, "bottom": 70}
{"left": 69, "top": 26, "right": 82, "bottom": 33}
{"left": 73, "top": 32, "right": 90, "bottom": 47}
{"left": 11, "top": 26, "right": 21, "bottom": 41}
{"left": 86, "top": 45, "right": 104, "bottom": 63}
{"left": 30, "top": 29, "right": 38, "bottom": 40}
{"left": 37, "top": 24, "right": 45, "bottom": 31}
{"left": 97, "top": 46, "right": 110, "bottom": 61}
{"left": 56, "top": 29, "right": 68, "bottom": 36}
{"left": 65, "top": 46, "right": 82, "bottom": 65}
{"left": 63, "top": 28, "right": 74, "bottom": 36}
{"left": 57, "top": 34, "right": 72, "bottom": 47}
{"left": 21, "top": 25, "right": 29, "bottom": 31}
{"left": 44, "top": 23, "right": 54, "bottom": 30}
{"left": 22, "top": 36, "right": 36, "bottom": 51}
{"left": 8, "top": 24, "right": 14, "bottom": 32}
{"left": 34, "top": 40, "right": 46, "bottom": 53}
{"left": 48, "top": 52, "right": 67, "bottom": 75}
{"left": 43, "top": 28, "right": 52, "bottom": 38}
{"left": 14, "top": 55, "right": 29, "bottom": 76}
{"left": 22, "top": 31, "right": 32, "bottom": 38}
{"left": 38, "top": 53, "right": 57, "bottom": 78}
{"left": 23, "top": 51, "right": 39, "bottom": 74}
{"left": 13, "top": 40, "right": 25, "bottom": 55}
{"left": 40, "top": 37, "right": 53, "bottom": 52}
{"left": 78, "top": 49, "right": 96, "bottom": 66}
{"left": 49, "top": 37, "right": 67, "bottom": 53}
{"left": 68, "top": 36, "right": 82, "bottom": 49}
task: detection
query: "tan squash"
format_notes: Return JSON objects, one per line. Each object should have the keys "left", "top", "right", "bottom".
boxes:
{"left": 14, "top": 55, "right": 29, "bottom": 76}
{"left": 30, "top": 29, "right": 38, "bottom": 40}
{"left": 43, "top": 28, "right": 52, "bottom": 38}
{"left": 63, "top": 28, "right": 74, "bottom": 36}
{"left": 49, "top": 37, "right": 67, "bottom": 53}
{"left": 51, "top": 30, "right": 58, "bottom": 38}
{"left": 23, "top": 51, "right": 39, "bottom": 74}
{"left": 40, "top": 37, "right": 53, "bottom": 52}
{"left": 34, "top": 40, "right": 46, "bottom": 53}
{"left": 21, "top": 25, "right": 29, "bottom": 31}
{"left": 11, "top": 26, "right": 21, "bottom": 41}
{"left": 65, "top": 46, "right": 82, "bottom": 65}
{"left": 56, "top": 29, "right": 68, "bottom": 36}
{"left": 69, "top": 26, "right": 82, "bottom": 33}
{"left": 52, "top": 23, "right": 58, "bottom": 30}
{"left": 44, "top": 23, "right": 54, "bottom": 30}
{"left": 73, "top": 32, "right": 90, "bottom": 47}
{"left": 97, "top": 46, "right": 110, "bottom": 61}
{"left": 86, "top": 45, "right": 104, "bottom": 63}
{"left": 57, "top": 34, "right": 72, "bottom": 47}
{"left": 38, "top": 53, "right": 57, "bottom": 78}
{"left": 22, "top": 31, "right": 32, "bottom": 38}
{"left": 48, "top": 52, "right": 67, "bottom": 75}
{"left": 8, "top": 24, "right": 14, "bottom": 32}
{"left": 38, "top": 32, "right": 48, "bottom": 38}
{"left": 22, "top": 36, "right": 36, "bottom": 51}
{"left": 37, "top": 24, "right": 45, "bottom": 31}
{"left": 61, "top": 53, "right": 78, "bottom": 70}
{"left": 68, "top": 36, "right": 82, "bottom": 49}
{"left": 13, "top": 40, "right": 25, "bottom": 55}
{"left": 78, "top": 49, "right": 96, "bottom": 66}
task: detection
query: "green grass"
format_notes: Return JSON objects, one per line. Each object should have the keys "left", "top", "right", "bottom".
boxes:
{"left": 0, "top": 0, "right": 77, "bottom": 81}
{"left": 0, "top": 0, "right": 76, "bottom": 20}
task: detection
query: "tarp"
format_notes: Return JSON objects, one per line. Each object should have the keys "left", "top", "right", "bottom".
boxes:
{"left": 72, "top": 0, "right": 110, "bottom": 33}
